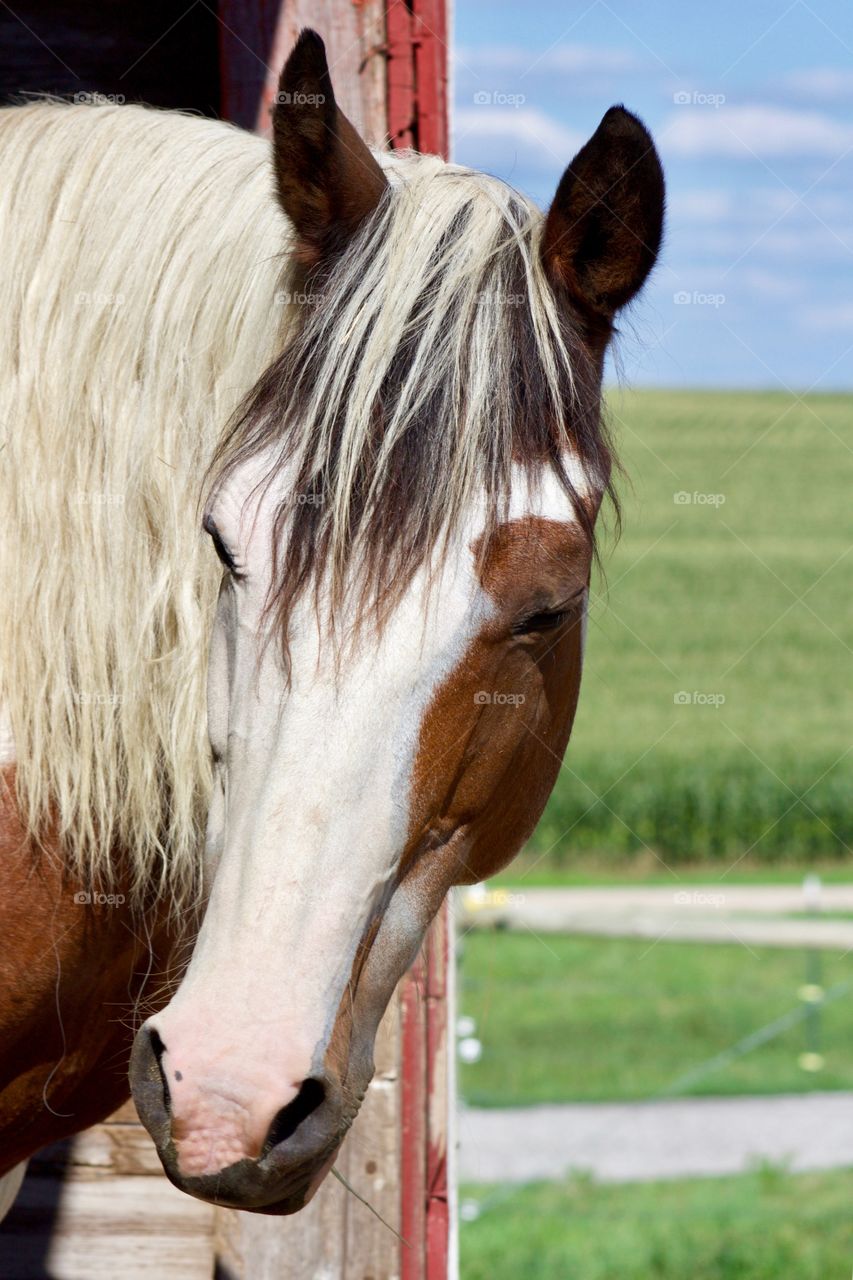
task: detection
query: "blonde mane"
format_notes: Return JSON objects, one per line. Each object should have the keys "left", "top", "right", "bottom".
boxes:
{"left": 0, "top": 102, "right": 609, "bottom": 908}
{"left": 0, "top": 102, "right": 288, "bottom": 906}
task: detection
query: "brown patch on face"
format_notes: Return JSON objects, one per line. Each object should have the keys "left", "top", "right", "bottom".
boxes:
{"left": 476, "top": 513, "right": 593, "bottom": 619}
{"left": 404, "top": 515, "right": 594, "bottom": 894}
{"left": 313, "top": 515, "right": 599, "bottom": 1115}
{"left": 316, "top": 516, "right": 595, "bottom": 1106}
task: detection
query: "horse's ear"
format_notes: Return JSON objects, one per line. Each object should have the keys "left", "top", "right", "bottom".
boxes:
{"left": 541, "top": 106, "right": 664, "bottom": 330}
{"left": 272, "top": 29, "right": 389, "bottom": 266}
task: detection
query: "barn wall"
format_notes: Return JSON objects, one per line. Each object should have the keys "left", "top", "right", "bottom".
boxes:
{"left": 219, "top": 0, "right": 387, "bottom": 143}
{"left": 0, "top": 2, "right": 221, "bottom": 114}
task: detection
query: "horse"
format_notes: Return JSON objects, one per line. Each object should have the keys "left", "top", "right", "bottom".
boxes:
{"left": 0, "top": 29, "right": 663, "bottom": 1216}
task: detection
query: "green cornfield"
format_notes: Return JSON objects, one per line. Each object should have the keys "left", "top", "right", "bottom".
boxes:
{"left": 529, "top": 390, "right": 853, "bottom": 868}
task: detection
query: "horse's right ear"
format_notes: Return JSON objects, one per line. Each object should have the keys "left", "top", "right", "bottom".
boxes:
{"left": 541, "top": 107, "right": 664, "bottom": 334}
{"left": 272, "top": 29, "right": 389, "bottom": 266}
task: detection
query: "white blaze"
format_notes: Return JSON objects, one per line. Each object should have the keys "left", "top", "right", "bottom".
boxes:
{"left": 149, "top": 452, "right": 592, "bottom": 1175}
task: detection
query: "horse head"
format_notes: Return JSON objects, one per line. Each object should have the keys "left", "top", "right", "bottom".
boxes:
{"left": 130, "top": 29, "right": 664, "bottom": 1213}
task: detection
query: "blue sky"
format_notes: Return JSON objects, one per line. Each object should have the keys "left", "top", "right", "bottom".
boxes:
{"left": 452, "top": 0, "right": 853, "bottom": 389}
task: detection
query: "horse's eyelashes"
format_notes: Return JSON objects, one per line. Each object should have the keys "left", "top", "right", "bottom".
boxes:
{"left": 513, "top": 596, "right": 583, "bottom": 637}
{"left": 513, "top": 609, "right": 569, "bottom": 636}
{"left": 212, "top": 533, "right": 236, "bottom": 573}
{"left": 203, "top": 516, "right": 239, "bottom": 575}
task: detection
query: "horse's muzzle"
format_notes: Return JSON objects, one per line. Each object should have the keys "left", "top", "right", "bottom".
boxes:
{"left": 128, "top": 1022, "right": 356, "bottom": 1213}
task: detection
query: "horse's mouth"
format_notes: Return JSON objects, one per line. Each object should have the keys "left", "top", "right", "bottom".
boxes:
{"left": 151, "top": 1107, "right": 350, "bottom": 1213}
{"left": 162, "top": 1142, "right": 341, "bottom": 1214}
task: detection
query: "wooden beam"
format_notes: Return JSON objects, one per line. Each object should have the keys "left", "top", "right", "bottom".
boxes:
{"left": 400, "top": 904, "right": 454, "bottom": 1280}
{"left": 219, "top": 0, "right": 388, "bottom": 145}
{"left": 413, "top": 0, "right": 449, "bottom": 157}
{"left": 2, "top": 1108, "right": 213, "bottom": 1280}
{"left": 213, "top": 997, "right": 402, "bottom": 1278}
{"left": 386, "top": 0, "right": 417, "bottom": 149}
{"left": 386, "top": 0, "right": 449, "bottom": 155}
{"left": 386, "top": 7, "right": 452, "bottom": 1267}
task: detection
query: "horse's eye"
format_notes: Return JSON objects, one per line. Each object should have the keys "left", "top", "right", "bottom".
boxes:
{"left": 513, "top": 609, "right": 569, "bottom": 636}
{"left": 513, "top": 596, "right": 583, "bottom": 637}
{"left": 203, "top": 515, "right": 239, "bottom": 575}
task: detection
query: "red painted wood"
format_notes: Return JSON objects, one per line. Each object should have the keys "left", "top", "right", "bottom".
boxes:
{"left": 400, "top": 947, "right": 428, "bottom": 1279}
{"left": 386, "top": 0, "right": 417, "bottom": 148}
{"left": 425, "top": 906, "right": 450, "bottom": 1280}
{"left": 388, "top": 1, "right": 451, "bottom": 1271}
{"left": 400, "top": 906, "right": 452, "bottom": 1280}
{"left": 218, "top": 2, "right": 388, "bottom": 141}
{"left": 387, "top": 0, "right": 449, "bottom": 155}
{"left": 413, "top": 0, "right": 449, "bottom": 156}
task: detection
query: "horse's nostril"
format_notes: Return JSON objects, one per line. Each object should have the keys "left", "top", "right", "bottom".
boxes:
{"left": 147, "top": 1026, "right": 171, "bottom": 1111}
{"left": 262, "top": 1078, "right": 326, "bottom": 1154}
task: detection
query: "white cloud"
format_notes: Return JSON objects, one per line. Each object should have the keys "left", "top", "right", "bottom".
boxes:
{"left": 777, "top": 67, "right": 853, "bottom": 103}
{"left": 669, "top": 186, "right": 850, "bottom": 230}
{"left": 540, "top": 44, "right": 642, "bottom": 74}
{"left": 662, "top": 221, "right": 851, "bottom": 264}
{"left": 457, "top": 43, "right": 643, "bottom": 76}
{"left": 755, "top": 226, "right": 853, "bottom": 257}
{"left": 453, "top": 107, "right": 582, "bottom": 171}
{"left": 662, "top": 104, "right": 853, "bottom": 159}
{"left": 669, "top": 189, "right": 735, "bottom": 222}
{"left": 741, "top": 269, "right": 804, "bottom": 300}
{"left": 799, "top": 302, "right": 853, "bottom": 330}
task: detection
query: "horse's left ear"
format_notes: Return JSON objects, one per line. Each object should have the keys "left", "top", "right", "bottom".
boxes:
{"left": 541, "top": 106, "right": 664, "bottom": 329}
{"left": 272, "top": 29, "right": 389, "bottom": 266}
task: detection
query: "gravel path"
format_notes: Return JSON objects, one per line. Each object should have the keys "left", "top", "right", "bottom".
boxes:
{"left": 459, "top": 1092, "right": 853, "bottom": 1183}
{"left": 458, "top": 884, "right": 853, "bottom": 950}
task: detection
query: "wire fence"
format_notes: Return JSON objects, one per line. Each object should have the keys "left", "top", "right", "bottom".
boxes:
{"left": 456, "top": 900, "right": 853, "bottom": 1226}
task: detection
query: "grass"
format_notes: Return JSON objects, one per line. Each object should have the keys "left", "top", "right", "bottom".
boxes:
{"left": 527, "top": 388, "right": 853, "bottom": 868}
{"left": 459, "top": 933, "right": 853, "bottom": 1106}
{"left": 491, "top": 859, "right": 853, "bottom": 888}
{"left": 460, "top": 1167, "right": 853, "bottom": 1280}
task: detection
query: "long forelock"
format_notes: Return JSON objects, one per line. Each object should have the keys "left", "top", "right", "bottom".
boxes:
{"left": 210, "top": 153, "right": 615, "bottom": 655}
